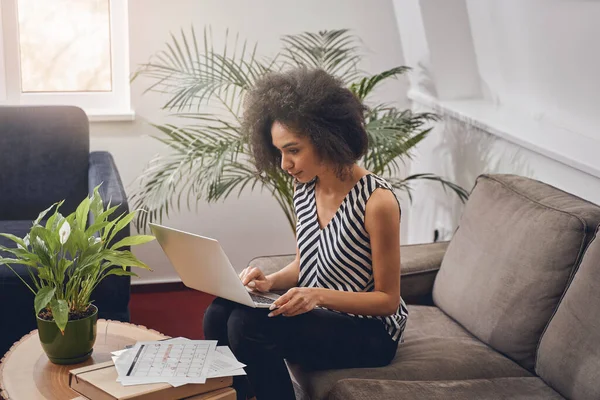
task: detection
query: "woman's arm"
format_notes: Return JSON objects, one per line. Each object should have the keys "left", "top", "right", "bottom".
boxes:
{"left": 240, "top": 246, "right": 300, "bottom": 292}
{"left": 241, "top": 182, "right": 301, "bottom": 292}
{"left": 269, "top": 188, "right": 401, "bottom": 317}
{"left": 265, "top": 247, "right": 300, "bottom": 291}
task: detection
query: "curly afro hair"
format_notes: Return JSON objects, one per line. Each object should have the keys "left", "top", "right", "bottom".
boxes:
{"left": 242, "top": 67, "right": 368, "bottom": 178}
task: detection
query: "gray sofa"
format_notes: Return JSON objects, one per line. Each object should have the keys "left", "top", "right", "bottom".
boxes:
{"left": 250, "top": 174, "right": 600, "bottom": 400}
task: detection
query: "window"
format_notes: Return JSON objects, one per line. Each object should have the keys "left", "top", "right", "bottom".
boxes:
{"left": 0, "top": 0, "right": 133, "bottom": 121}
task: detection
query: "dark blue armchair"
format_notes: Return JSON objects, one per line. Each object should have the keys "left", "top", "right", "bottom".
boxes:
{"left": 0, "top": 106, "right": 131, "bottom": 356}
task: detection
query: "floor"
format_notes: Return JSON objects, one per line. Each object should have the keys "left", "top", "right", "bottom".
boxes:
{"left": 129, "top": 285, "right": 215, "bottom": 339}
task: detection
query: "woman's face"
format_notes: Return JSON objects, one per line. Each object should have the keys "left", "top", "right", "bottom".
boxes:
{"left": 271, "top": 121, "right": 323, "bottom": 183}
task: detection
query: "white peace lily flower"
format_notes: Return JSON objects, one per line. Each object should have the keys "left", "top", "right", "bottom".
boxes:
{"left": 59, "top": 221, "right": 71, "bottom": 245}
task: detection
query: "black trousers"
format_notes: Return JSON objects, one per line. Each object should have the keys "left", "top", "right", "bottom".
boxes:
{"left": 203, "top": 297, "right": 398, "bottom": 400}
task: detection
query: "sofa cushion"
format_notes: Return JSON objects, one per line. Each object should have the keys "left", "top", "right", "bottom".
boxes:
{"left": 536, "top": 225, "right": 600, "bottom": 400}
{"left": 0, "top": 106, "right": 89, "bottom": 220}
{"left": 432, "top": 174, "right": 600, "bottom": 370}
{"left": 328, "top": 377, "right": 564, "bottom": 400}
{"left": 289, "top": 305, "right": 531, "bottom": 400}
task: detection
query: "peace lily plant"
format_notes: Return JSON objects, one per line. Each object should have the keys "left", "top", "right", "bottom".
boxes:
{"left": 0, "top": 186, "right": 154, "bottom": 364}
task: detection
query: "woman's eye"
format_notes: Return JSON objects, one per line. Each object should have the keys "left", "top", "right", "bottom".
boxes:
{"left": 289, "top": 149, "right": 298, "bottom": 154}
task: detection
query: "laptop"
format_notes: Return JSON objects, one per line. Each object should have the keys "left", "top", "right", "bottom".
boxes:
{"left": 149, "top": 223, "right": 280, "bottom": 308}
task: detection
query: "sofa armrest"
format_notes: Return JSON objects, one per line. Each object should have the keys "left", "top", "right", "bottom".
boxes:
{"left": 88, "top": 151, "right": 131, "bottom": 322}
{"left": 328, "top": 378, "right": 563, "bottom": 400}
{"left": 88, "top": 151, "right": 129, "bottom": 229}
{"left": 248, "top": 254, "right": 296, "bottom": 276}
{"left": 401, "top": 241, "right": 449, "bottom": 305}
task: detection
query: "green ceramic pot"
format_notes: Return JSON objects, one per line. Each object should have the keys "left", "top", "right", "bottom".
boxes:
{"left": 37, "top": 305, "right": 98, "bottom": 365}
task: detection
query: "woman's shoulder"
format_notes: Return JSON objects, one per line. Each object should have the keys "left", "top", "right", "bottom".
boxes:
{"left": 365, "top": 173, "right": 393, "bottom": 190}
{"left": 364, "top": 174, "right": 401, "bottom": 213}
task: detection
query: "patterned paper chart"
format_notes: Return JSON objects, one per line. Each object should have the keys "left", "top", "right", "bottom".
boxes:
{"left": 122, "top": 340, "right": 217, "bottom": 384}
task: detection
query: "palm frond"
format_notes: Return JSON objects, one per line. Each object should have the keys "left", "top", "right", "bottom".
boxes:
{"left": 207, "top": 164, "right": 264, "bottom": 201}
{"left": 350, "top": 66, "right": 410, "bottom": 101}
{"left": 388, "top": 174, "right": 470, "bottom": 204}
{"left": 281, "top": 29, "right": 361, "bottom": 84}
{"left": 132, "top": 26, "right": 273, "bottom": 114}
{"left": 131, "top": 119, "right": 249, "bottom": 230}
{"left": 363, "top": 109, "right": 438, "bottom": 176}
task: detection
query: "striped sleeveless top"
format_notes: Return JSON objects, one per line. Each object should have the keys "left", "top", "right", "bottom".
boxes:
{"left": 294, "top": 173, "right": 409, "bottom": 342}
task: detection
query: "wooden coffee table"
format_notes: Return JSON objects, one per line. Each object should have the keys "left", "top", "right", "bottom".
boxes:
{"left": 0, "top": 319, "right": 168, "bottom": 399}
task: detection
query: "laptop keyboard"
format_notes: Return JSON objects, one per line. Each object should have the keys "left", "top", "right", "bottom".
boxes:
{"left": 249, "top": 292, "right": 275, "bottom": 305}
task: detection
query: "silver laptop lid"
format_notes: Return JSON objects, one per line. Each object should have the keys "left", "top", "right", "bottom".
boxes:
{"left": 149, "top": 223, "right": 257, "bottom": 308}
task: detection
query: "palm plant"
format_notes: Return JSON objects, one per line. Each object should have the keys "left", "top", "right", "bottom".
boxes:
{"left": 131, "top": 28, "right": 468, "bottom": 234}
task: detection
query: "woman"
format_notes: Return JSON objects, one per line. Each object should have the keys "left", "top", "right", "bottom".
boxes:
{"left": 203, "top": 67, "right": 408, "bottom": 400}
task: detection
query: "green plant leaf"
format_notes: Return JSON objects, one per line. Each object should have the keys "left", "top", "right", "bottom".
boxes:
{"left": 85, "top": 221, "right": 111, "bottom": 238}
{"left": 393, "top": 173, "right": 470, "bottom": 203}
{"left": 90, "top": 185, "right": 104, "bottom": 219}
{"left": 49, "top": 298, "right": 69, "bottom": 333}
{"left": 45, "top": 202, "right": 66, "bottom": 233}
{"left": 104, "top": 250, "right": 152, "bottom": 270}
{"left": 0, "top": 256, "right": 38, "bottom": 267}
{"left": 33, "top": 202, "right": 61, "bottom": 226}
{"left": 280, "top": 30, "right": 361, "bottom": 84}
{"left": 57, "top": 258, "right": 74, "bottom": 279}
{"left": 107, "top": 212, "right": 136, "bottom": 244}
{"left": 101, "top": 218, "right": 118, "bottom": 242}
{"left": 34, "top": 286, "right": 56, "bottom": 316}
{"left": 32, "top": 225, "right": 60, "bottom": 251}
{"left": 75, "top": 195, "right": 92, "bottom": 232}
{"left": 28, "top": 228, "right": 54, "bottom": 267}
{"left": 0, "top": 244, "right": 36, "bottom": 260}
{"left": 110, "top": 235, "right": 155, "bottom": 250}
{"left": 0, "top": 233, "right": 27, "bottom": 249}
{"left": 103, "top": 268, "right": 139, "bottom": 278}
{"left": 350, "top": 66, "right": 410, "bottom": 100}
{"left": 92, "top": 204, "right": 121, "bottom": 228}
{"left": 37, "top": 266, "right": 53, "bottom": 281}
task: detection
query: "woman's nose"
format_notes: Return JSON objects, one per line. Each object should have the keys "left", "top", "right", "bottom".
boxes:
{"left": 281, "top": 154, "right": 292, "bottom": 170}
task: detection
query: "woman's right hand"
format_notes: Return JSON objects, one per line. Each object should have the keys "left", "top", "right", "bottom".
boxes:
{"left": 239, "top": 266, "right": 273, "bottom": 292}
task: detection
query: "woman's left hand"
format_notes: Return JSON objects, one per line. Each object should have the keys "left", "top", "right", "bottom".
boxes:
{"left": 268, "top": 287, "right": 321, "bottom": 317}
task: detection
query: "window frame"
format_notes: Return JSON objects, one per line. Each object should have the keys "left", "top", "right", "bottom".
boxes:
{"left": 0, "top": 0, "right": 133, "bottom": 121}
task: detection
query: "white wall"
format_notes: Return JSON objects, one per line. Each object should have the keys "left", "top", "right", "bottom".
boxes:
{"left": 467, "top": 0, "right": 600, "bottom": 141}
{"left": 393, "top": 0, "right": 600, "bottom": 244}
{"left": 90, "top": 0, "right": 409, "bottom": 283}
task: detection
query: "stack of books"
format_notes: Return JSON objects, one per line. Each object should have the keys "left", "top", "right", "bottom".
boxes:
{"left": 69, "top": 338, "right": 245, "bottom": 400}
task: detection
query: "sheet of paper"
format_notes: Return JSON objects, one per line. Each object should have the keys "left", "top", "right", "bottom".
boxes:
{"left": 115, "top": 338, "right": 190, "bottom": 387}
{"left": 111, "top": 349, "right": 129, "bottom": 357}
{"left": 207, "top": 349, "right": 246, "bottom": 378}
{"left": 216, "top": 346, "right": 235, "bottom": 359}
{"left": 112, "top": 339, "right": 246, "bottom": 387}
{"left": 118, "top": 339, "right": 217, "bottom": 385}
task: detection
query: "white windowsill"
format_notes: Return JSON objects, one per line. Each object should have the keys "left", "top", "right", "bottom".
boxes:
{"left": 131, "top": 277, "right": 182, "bottom": 286}
{"left": 408, "top": 89, "right": 600, "bottom": 180}
{"left": 86, "top": 108, "right": 136, "bottom": 122}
